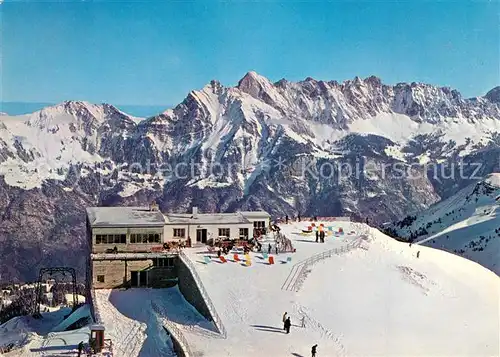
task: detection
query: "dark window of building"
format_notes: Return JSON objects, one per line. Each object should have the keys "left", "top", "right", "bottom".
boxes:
{"left": 96, "top": 235, "right": 102, "bottom": 244}
{"left": 114, "top": 234, "right": 121, "bottom": 244}
{"left": 148, "top": 234, "right": 155, "bottom": 243}
{"left": 254, "top": 221, "right": 266, "bottom": 229}
{"left": 120, "top": 234, "right": 126, "bottom": 244}
{"left": 173, "top": 229, "right": 185, "bottom": 238}
{"left": 142, "top": 234, "right": 148, "bottom": 243}
{"left": 97, "top": 275, "right": 105, "bottom": 283}
{"left": 239, "top": 228, "right": 249, "bottom": 239}
{"left": 154, "top": 257, "right": 175, "bottom": 267}
{"left": 130, "top": 234, "right": 136, "bottom": 244}
{"left": 154, "top": 234, "right": 160, "bottom": 243}
{"left": 219, "top": 228, "right": 230, "bottom": 237}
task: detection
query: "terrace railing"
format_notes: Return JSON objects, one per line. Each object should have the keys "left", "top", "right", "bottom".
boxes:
{"left": 178, "top": 250, "right": 227, "bottom": 338}
{"left": 282, "top": 236, "right": 366, "bottom": 292}
{"left": 151, "top": 301, "right": 193, "bottom": 357}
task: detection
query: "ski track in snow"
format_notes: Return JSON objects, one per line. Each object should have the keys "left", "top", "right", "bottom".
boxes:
{"left": 296, "top": 303, "right": 347, "bottom": 357}
{"left": 94, "top": 290, "right": 147, "bottom": 357}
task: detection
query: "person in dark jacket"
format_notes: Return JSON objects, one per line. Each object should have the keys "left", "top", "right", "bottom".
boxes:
{"left": 311, "top": 344, "right": 318, "bottom": 357}
{"left": 268, "top": 244, "right": 272, "bottom": 254}
{"left": 315, "top": 230, "right": 319, "bottom": 243}
{"left": 286, "top": 215, "right": 289, "bottom": 224}
{"left": 284, "top": 316, "right": 291, "bottom": 334}
{"left": 77, "top": 341, "right": 84, "bottom": 357}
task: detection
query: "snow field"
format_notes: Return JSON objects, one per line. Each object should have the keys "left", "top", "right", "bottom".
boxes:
{"left": 181, "top": 221, "right": 499, "bottom": 357}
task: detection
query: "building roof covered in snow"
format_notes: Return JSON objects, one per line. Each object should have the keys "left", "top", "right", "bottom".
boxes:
{"left": 165, "top": 212, "right": 251, "bottom": 225}
{"left": 86, "top": 206, "right": 166, "bottom": 228}
{"left": 164, "top": 210, "right": 270, "bottom": 225}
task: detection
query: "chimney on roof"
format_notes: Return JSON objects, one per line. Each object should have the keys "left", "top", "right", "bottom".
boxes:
{"left": 150, "top": 201, "right": 159, "bottom": 211}
{"left": 192, "top": 206, "right": 198, "bottom": 218}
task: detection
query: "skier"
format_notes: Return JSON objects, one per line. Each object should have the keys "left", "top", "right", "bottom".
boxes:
{"left": 268, "top": 244, "right": 272, "bottom": 254}
{"left": 315, "top": 230, "right": 319, "bottom": 243}
{"left": 311, "top": 344, "right": 318, "bottom": 357}
{"left": 275, "top": 245, "right": 278, "bottom": 255}
{"left": 282, "top": 311, "right": 287, "bottom": 325}
{"left": 298, "top": 214, "right": 301, "bottom": 222}
{"left": 284, "top": 316, "right": 291, "bottom": 334}
{"left": 286, "top": 215, "right": 289, "bottom": 224}
{"left": 417, "top": 251, "right": 420, "bottom": 258}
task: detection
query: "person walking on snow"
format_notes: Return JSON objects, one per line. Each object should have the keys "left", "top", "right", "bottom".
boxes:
{"left": 286, "top": 215, "right": 289, "bottom": 224}
{"left": 268, "top": 244, "right": 272, "bottom": 254}
{"left": 311, "top": 344, "right": 318, "bottom": 357}
{"left": 284, "top": 316, "right": 291, "bottom": 334}
{"left": 282, "top": 312, "right": 287, "bottom": 328}
{"left": 315, "top": 230, "right": 319, "bottom": 243}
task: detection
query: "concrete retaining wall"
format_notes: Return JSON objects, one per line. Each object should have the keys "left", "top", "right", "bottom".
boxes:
{"left": 176, "top": 258, "right": 212, "bottom": 322}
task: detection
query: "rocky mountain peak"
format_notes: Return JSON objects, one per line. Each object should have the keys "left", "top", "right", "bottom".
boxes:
{"left": 485, "top": 86, "right": 500, "bottom": 104}
{"left": 237, "top": 71, "right": 273, "bottom": 94}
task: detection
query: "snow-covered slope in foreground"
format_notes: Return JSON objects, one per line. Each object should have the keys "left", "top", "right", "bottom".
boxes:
{"left": 183, "top": 221, "right": 499, "bottom": 357}
{"left": 391, "top": 173, "right": 500, "bottom": 275}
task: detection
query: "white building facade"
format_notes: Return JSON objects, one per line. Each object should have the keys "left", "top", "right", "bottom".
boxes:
{"left": 164, "top": 207, "right": 271, "bottom": 244}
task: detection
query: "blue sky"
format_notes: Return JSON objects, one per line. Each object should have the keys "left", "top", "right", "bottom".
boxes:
{"left": 2, "top": 0, "right": 499, "bottom": 108}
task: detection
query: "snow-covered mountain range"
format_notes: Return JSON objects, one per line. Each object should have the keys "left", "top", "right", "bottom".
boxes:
{"left": 1, "top": 72, "right": 499, "bottom": 281}
{"left": 387, "top": 173, "right": 500, "bottom": 275}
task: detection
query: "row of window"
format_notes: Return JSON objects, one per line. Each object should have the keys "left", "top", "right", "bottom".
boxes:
{"left": 254, "top": 221, "right": 266, "bottom": 229}
{"left": 153, "top": 257, "right": 175, "bottom": 267}
{"left": 95, "top": 233, "right": 161, "bottom": 244}
{"left": 173, "top": 228, "right": 185, "bottom": 238}
{"left": 218, "top": 228, "right": 249, "bottom": 238}
{"left": 95, "top": 223, "right": 266, "bottom": 244}
{"left": 173, "top": 228, "right": 250, "bottom": 238}
{"left": 130, "top": 233, "right": 161, "bottom": 244}
{"left": 95, "top": 234, "right": 126, "bottom": 245}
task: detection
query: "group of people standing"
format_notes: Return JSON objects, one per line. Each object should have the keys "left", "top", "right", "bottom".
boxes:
{"left": 285, "top": 214, "right": 319, "bottom": 224}
{"left": 282, "top": 312, "right": 318, "bottom": 356}
{"left": 315, "top": 230, "right": 325, "bottom": 243}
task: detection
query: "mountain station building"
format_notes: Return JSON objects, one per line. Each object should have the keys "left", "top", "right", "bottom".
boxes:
{"left": 85, "top": 204, "right": 270, "bottom": 289}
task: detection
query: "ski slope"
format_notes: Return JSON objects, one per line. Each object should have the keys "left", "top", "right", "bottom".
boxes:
{"left": 393, "top": 173, "right": 500, "bottom": 275}
{"left": 51, "top": 304, "right": 91, "bottom": 333}
{"left": 0, "top": 307, "right": 90, "bottom": 357}
{"left": 180, "top": 221, "right": 499, "bottom": 357}
{"left": 94, "top": 286, "right": 216, "bottom": 357}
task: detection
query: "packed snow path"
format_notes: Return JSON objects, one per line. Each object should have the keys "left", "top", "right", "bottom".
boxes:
{"left": 183, "top": 221, "right": 499, "bottom": 357}
{"left": 94, "top": 286, "right": 218, "bottom": 357}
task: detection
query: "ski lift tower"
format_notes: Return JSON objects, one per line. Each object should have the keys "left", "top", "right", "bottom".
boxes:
{"left": 34, "top": 267, "right": 78, "bottom": 317}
